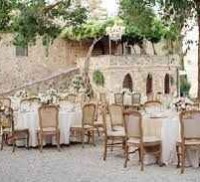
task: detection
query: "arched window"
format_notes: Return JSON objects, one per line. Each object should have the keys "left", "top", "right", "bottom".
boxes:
{"left": 164, "top": 74, "right": 170, "bottom": 94}
{"left": 146, "top": 74, "right": 153, "bottom": 95}
{"left": 123, "top": 74, "right": 133, "bottom": 92}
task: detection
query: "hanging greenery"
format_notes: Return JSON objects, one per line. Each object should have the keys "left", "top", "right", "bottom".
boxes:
{"left": 180, "top": 77, "right": 191, "bottom": 96}
{"left": 93, "top": 70, "right": 105, "bottom": 87}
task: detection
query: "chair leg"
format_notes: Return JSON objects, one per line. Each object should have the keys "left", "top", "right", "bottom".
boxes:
{"left": 176, "top": 145, "right": 180, "bottom": 168}
{"left": 96, "top": 127, "right": 100, "bottom": 137}
{"left": 12, "top": 137, "right": 16, "bottom": 153}
{"left": 124, "top": 144, "right": 129, "bottom": 168}
{"left": 181, "top": 146, "right": 185, "bottom": 174}
{"left": 56, "top": 132, "right": 61, "bottom": 151}
{"left": 140, "top": 145, "right": 144, "bottom": 171}
{"left": 92, "top": 130, "right": 95, "bottom": 146}
{"left": 81, "top": 129, "right": 85, "bottom": 148}
{"left": 158, "top": 144, "right": 163, "bottom": 167}
{"left": 111, "top": 138, "right": 114, "bottom": 152}
{"left": 39, "top": 134, "right": 43, "bottom": 152}
{"left": 87, "top": 131, "right": 91, "bottom": 144}
{"left": 138, "top": 148, "right": 141, "bottom": 162}
{"left": 1, "top": 134, "right": 4, "bottom": 151}
{"left": 27, "top": 131, "right": 30, "bottom": 150}
{"left": 103, "top": 137, "right": 108, "bottom": 161}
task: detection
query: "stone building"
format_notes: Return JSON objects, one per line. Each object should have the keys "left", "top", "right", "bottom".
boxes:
{"left": 78, "top": 53, "right": 180, "bottom": 102}
{"left": 0, "top": 33, "right": 180, "bottom": 99}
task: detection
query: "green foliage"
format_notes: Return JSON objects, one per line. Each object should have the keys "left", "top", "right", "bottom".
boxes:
{"left": 180, "top": 77, "right": 191, "bottom": 96}
{"left": 1, "top": 0, "right": 87, "bottom": 46}
{"left": 0, "top": 0, "right": 15, "bottom": 32}
{"left": 120, "top": 0, "right": 181, "bottom": 45}
{"left": 72, "top": 75, "right": 84, "bottom": 92}
{"left": 93, "top": 70, "right": 105, "bottom": 86}
{"left": 61, "top": 18, "right": 114, "bottom": 41}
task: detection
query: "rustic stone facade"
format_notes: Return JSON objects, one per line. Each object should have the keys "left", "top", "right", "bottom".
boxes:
{"left": 0, "top": 33, "right": 181, "bottom": 100}
{"left": 78, "top": 54, "right": 180, "bottom": 102}
{"left": 0, "top": 34, "right": 93, "bottom": 94}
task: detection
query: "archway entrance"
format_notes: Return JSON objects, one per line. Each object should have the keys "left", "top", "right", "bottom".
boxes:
{"left": 164, "top": 74, "right": 170, "bottom": 94}
{"left": 123, "top": 74, "right": 133, "bottom": 91}
{"left": 146, "top": 74, "right": 153, "bottom": 95}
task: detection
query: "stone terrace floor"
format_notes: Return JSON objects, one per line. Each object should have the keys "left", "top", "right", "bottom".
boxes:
{"left": 0, "top": 142, "right": 200, "bottom": 182}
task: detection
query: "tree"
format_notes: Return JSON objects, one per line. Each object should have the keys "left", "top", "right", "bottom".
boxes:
{"left": 132, "top": 0, "right": 200, "bottom": 98}
{"left": 0, "top": 0, "right": 87, "bottom": 46}
{"left": 61, "top": 19, "right": 115, "bottom": 97}
{"left": 119, "top": 0, "right": 168, "bottom": 54}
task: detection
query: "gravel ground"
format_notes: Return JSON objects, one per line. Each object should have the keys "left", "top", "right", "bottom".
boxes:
{"left": 0, "top": 143, "right": 200, "bottom": 182}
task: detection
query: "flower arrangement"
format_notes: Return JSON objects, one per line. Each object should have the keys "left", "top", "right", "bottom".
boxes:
{"left": 39, "top": 88, "right": 59, "bottom": 105}
{"left": 14, "top": 89, "right": 28, "bottom": 99}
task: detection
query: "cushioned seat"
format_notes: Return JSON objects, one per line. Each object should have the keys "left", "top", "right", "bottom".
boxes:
{"left": 127, "top": 136, "right": 161, "bottom": 146}
{"left": 71, "top": 125, "right": 93, "bottom": 129}
{"left": 107, "top": 130, "right": 125, "bottom": 137}
{"left": 177, "top": 139, "right": 200, "bottom": 146}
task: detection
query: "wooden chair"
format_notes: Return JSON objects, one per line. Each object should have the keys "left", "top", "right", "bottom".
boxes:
{"left": 94, "top": 93, "right": 108, "bottom": 136}
{"left": 37, "top": 105, "right": 60, "bottom": 152}
{"left": 101, "top": 106, "right": 126, "bottom": 161}
{"left": 114, "top": 93, "right": 123, "bottom": 105}
{"left": 123, "top": 110, "right": 162, "bottom": 170}
{"left": 0, "top": 107, "right": 14, "bottom": 150}
{"left": 12, "top": 100, "right": 30, "bottom": 152}
{"left": 70, "top": 103, "right": 96, "bottom": 147}
{"left": 109, "top": 104, "right": 124, "bottom": 131}
{"left": 132, "top": 93, "right": 141, "bottom": 110}
{"left": 144, "top": 100, "right": 162, "bottom": 113}
{"left": 0, "top": 97, "right": 11, "bottom": 108}
{"left": 176, "top": 110, "right": 200, "bottom": 173}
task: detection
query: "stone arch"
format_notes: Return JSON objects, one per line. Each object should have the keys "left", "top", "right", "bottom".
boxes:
{"left": 123, "top": 73, "right": 133, "bottom": 91}
{"left": 146, "top": 73, "right": 153, "bottom": 95}
{"left": 164, "top": 74, "right": 170, "bottom": 94}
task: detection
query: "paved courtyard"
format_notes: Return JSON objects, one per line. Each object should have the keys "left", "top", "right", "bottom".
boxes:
{"left": 0, "top": 143, "right": 200, "bottom": 182}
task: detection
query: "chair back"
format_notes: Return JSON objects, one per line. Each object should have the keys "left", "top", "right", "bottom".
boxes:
{"left": 38, "top": 105, "right": 59, "bottom": 130}
{"left": 109, "top": 104, "right": 124, "bottom": 128}
{"left": 144, "top": 100, "right": 162, "bottom": 113}
{"left": 82, "top": 103, "right": 96, "bottom": 126}
{"left": 132, "top": 93, "right": 141, "bottom": 105}
{"left": 0, "top": 97, "right": 11, "bottom": 108}
{"left": 114, "top": 93, "right": 123, "bottom": 105}
{"left": 100, "top": 93, "right": 107, "bottom": 103}
{"left": 180, "top": 110, "right": 200, "bottom": 139}
{"left": 124, "top": 110, "right": 142, "bottom": 139}
{"left": 1, "top": 107, "right": 14, "bottom": 131}
{"left": 67, "top": 94, "right": 76, "bottom": 103}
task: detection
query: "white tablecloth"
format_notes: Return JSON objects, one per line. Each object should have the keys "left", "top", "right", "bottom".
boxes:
{"left": 15, "top": 104, "right": 82, "bottom": 147}
{"left": 143, "top": 110, "right": 200, "bottom": 168}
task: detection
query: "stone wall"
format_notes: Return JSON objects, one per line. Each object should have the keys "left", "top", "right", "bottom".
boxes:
{"left": 78, "top": 54, "right": 180, "bottom": 101}
{"left": 2, "top": 68, "right": 79, "bottom": 96}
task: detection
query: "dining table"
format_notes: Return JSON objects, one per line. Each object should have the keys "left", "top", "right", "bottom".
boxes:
{"left": 14, "top": 101, "right": 82, "bottom": 147}
{"left": 142, "top": 109, "right": 200, "bottom": 168}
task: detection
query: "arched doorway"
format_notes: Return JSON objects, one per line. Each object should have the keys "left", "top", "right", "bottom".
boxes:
{"left": 164, "top": 74, "right": 170, "bottom": 94}
{"left": 146, "top": 74, "right": 153, "bottom": 95}
{"left": 123, "top": 74, "right": 133, "bottom": 91}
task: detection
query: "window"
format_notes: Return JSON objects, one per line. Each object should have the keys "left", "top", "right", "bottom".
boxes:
{"left": 146, "top": 74, "right": 153, "bottom": 95}
{"left": 16, "top": 46, "right": 28, "bottom": 57}
{"left": 164, "top": 74, "right": 170, "bottom": 94}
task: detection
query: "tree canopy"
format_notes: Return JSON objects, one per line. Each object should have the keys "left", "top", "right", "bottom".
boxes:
{"left": 0, "top": 0, "right": 87, "bottom": 46}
